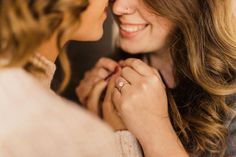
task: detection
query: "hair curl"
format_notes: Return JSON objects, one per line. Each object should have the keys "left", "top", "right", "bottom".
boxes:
{"left": 0, "top": 0, "right": 88, "bottom": 92}
{"left": 143, "top": 0, "right": 236, "bottom": 156}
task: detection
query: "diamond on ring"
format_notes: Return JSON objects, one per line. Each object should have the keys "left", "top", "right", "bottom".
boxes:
{"left": 118, "top": 81, "right": 125, "bottom": 87}
{"left": 117, "top": 80, "right": 127, "bottom": 92}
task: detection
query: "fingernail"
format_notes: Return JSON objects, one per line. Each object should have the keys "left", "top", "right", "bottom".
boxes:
{"left": 114, "top": 66, "right": 120, "bottom": 73}
{"left": 104, "top": 66, "right": 120, "bottom": 81}
{"left": 119, "top": 60, "right": 125, "bottom": 67}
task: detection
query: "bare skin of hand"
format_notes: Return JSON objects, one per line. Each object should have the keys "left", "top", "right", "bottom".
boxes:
{"left": 112, "top": 58, "right": 189, "bottom": 157}
{"left": 75, "top": 57, "right": 118, "bottom": 115}
{"left": 75, "top": 58, "right": 126, "bottom": 130}
{"left": 102, "top": 68, "right": 126, "bottom": 131}
{"left": 113, "top": 58, "right": 168, "bottom": 136}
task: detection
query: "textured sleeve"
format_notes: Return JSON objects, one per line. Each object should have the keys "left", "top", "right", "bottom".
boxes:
{"left": 115, "top": 131, "right": 143, "bottom": 157}
{"left": 224, "top": 115, "right": 236, "bottom": 156}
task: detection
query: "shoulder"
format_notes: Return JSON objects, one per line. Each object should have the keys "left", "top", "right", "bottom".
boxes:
{"left": 223, "top": 94, "right": 236, "bottom": 156}
{"left": 226, "top": 94, "right": 236, "bottom": 106}
{"left": 0, "top": 68, "right": 121, "bottom": 157}
{"left": 225, "top": 114, "right": 236, "bottom": 156}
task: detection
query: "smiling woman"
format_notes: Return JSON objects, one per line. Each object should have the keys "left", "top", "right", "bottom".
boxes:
{"left": 76, "top": 0, "right": 236, "bottom": 157}
{"left": 112, "top": 0, "right": 175, "bottom": 54}
{"left": 110, "top": 0, "right": 236, "bottom": 156}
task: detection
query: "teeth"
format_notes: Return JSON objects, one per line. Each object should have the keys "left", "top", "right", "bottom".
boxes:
{"left": 120, "top": 24, "right": 147, "bottom": 33}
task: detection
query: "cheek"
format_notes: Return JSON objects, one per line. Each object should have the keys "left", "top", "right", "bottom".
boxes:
{"left": 150, "top": 16, "right": 173, "bottom": 35}
{"left": 150, "top": 19, "right": 175, "bottom": 44}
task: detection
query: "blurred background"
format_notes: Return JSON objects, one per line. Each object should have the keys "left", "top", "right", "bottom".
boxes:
{"left": 51, "top": 11, "right": 114, "bottom": 103}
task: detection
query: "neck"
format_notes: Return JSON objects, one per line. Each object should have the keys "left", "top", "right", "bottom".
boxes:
{"left": 36, "top": 33, "right": 59, "bottom": 63}
{"left": 149, "top": 49, "right": 176, "bottom": 88}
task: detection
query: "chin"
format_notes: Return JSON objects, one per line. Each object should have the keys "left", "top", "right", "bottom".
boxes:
{"left": 119, "top": 43, "right": 144, "bottom": 54}
{"left": 93, "top": 30, "right": 104, "bottom": 41}
{"left": 88, "top": 28, "right": 104, "bottom": 41}
{"left": 73, "top": 29, "right": 103, "bottom": 41}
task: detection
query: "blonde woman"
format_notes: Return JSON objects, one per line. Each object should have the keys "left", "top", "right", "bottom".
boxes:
{"left": 0, "top": 0, "right": 142, "bottom": 156}
{"left": 77, "top": 0, "right": 236, "bottom": 156}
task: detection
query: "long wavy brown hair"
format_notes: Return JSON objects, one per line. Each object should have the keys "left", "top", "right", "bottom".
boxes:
{"left": 142, "top": 0, "right": 236, "bottom": 156}
{"left": 0, "top": 0, "right": 88, "bottom": 92}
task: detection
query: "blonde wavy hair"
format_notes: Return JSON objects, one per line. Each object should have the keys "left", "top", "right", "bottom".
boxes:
{"left": 143, "top": 0, "right": 236, "bottom": 156}
{"left": 0, "top": 0, "right": 88, "bottom": 92}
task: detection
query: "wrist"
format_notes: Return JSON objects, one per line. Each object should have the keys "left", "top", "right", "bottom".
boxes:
{"left": 137, "top": 118, "right": 189, "bottom": 157}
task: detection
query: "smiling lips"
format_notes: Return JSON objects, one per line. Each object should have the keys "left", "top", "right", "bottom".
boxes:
{"left": 120, "top": 24, "right": 147, "bottom": 32}
{"left": 119, "top": 23, "right": 148, "bottom": 38}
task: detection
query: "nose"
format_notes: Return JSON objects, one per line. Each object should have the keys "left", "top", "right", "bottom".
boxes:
{"left": 110, "top": 0, "right": 136, "bottom": 16}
